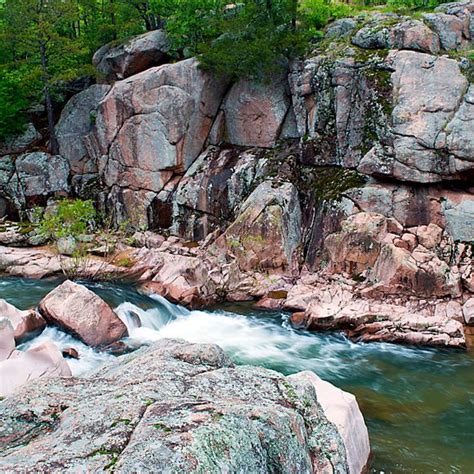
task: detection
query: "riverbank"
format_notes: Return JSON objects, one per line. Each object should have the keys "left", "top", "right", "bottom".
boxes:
{"left": 1, "top": 277, "right": 473, "bottom": 472}
{"left": 1, "top": 234, "right": 471, "bottom": 349}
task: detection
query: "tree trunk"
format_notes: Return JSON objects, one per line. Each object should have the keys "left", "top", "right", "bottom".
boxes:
{"left": 39, "top": 41, "right": 59, "bottom": 155}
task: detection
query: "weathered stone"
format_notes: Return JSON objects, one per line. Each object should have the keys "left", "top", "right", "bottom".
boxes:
{"left": 373, "top": 243, "right": 461, "bottom": 297}
{"left": 0, "top": 123, "right": 41, "bottom": 155}
{"left": 0, "top": 299, "right": 45, "bottom": 343}
{"left": 222, "top": 76, "right": 290, "bottom": 148}
{"left": 170, "top": 147, "right": 266, "bottom": 240}
{"left": 217, "top": 181, "right": 302, "bottom": 273}
{"left": 416, "top": 223, "right": 443, "bottom": 249}
{"left": 56, "top": 84, "right": 111, "bottom": 175}
{"left": 443, "top": 191, "right": 474, "bottom": 242}
{"left": 93, "top": 30, "right": 170, "bottom": 82}
{"left": 0, "top": 341, "right": 71, "bottom": 397}
{"left": 359, "top": 51, "right": 471, "bottom": 183}
{"left": 92, "top": 58, "right": 230, "bottom": 228}
{"left": 324, "top": 212, "right": 387, "bottom": 276}
{"left": 288, "top": 371, "right": 370, "bottom": 474}
{"left": 462, "top": 297, "right": 474, "bottom": 324}
{"left": 391, "top": 19, "right": 441, "bottom": 53}
{"left": 423, "top": 12, "right": 470, "bottom": 50}
{"left": 4, "top": 153, "right": 70, "bottom": 214}
{"left": 325, "top": 18, "right": 358, "bottom": 39}
{"left": 0, "top": 339, "right": 354, "bottom": 472}
{"left": 38, "top": 280, "right": 127, "bottom": 347}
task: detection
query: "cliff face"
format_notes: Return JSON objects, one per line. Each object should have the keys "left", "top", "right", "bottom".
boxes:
{"left": 0, "top": 2, "right": 473, "bottom": 346}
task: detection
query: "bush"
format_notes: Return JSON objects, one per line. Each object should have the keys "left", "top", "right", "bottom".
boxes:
{"left": 36, "top": 199, "right": 96, "bottom": 241}
{"left": 199, "top": 1, "right": 308, "bottom": 81}
{"left": 299, "top": 0, "right": 356, "bottom": 30}
{"left": 0, "top": 68, "right": 38, "bottom": 141}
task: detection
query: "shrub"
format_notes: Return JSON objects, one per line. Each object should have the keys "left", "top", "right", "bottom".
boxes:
{"left": 299, "top": 0, "right": 356, "bottom": 30}
{"left": 36, "top": 199, "right": 96, "bottom": 241}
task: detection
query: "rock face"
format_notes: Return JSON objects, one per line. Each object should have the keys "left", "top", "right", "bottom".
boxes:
{"left": 289, "top": 371, "right": 370, "bottom": 474}
{"left": 0, "top": 123, "right": 41, "bottom": 155}
{"left": 168, "top": 146, "right": 266, "bottom": 240}
{"left": 56, "top": 84, "right": 111, "bottom": 176}
{"left": 2, "top": 153, "right": 69, "bottom": 215}
{"left": 38, "top": 280, "right": 127, "bottom": 347}
{"left": 92, "top": 58, "right": 230, "bottom": 226}
{"left": 0, "top": 299, "right": 45, "bottom": 343}
{"left": 0, "top": 321, "right": 71, "bottom": 397}
{"left": 219, "top": 76, "right": 290, "bottom": 148}
{"left": 217, "top": 181, "right": 302, "bottom": 273}
{"left": 0, "top": 339, "right": 359, "bottom": 473}
{"left": 359, "top": 51, "right": 471, "bottom": 183}
{"left": 93, "top": 30, "right": 170, "bottom": 82}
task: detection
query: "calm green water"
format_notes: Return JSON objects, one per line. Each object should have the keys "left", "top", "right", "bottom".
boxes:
{"left": 2, "top": 277, "right": 473, "bottom": 473}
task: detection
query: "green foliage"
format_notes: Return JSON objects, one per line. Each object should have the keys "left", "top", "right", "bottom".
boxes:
{"left": 0, "top": 67, "right": 40, "bottom": 141}
{"left": 299, "top": 0, "right": 356, "bottom": 30}
{"left": 199, "top": 0, "right": 307, "bottom": 81}
{"left": 384, "top": 0, "right": 449, "bottom": 10}
{"left": 36, "top": 199, "right": 96, "bottom": 240}
{"left": 154, "top": 0, "right": 224, "bottom": 57}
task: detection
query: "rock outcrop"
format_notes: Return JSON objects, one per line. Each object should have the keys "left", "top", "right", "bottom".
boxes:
{"left": 289, "top": 371, "right": 370, "bottom": 474}
{"left": 0, "top": 319, "right": 71, "bottom": 397}
{"left": 0, "top": 339, "right": 368, "bottom": 473}
{"left": 0, "top": 299, "right": 45, "bottom": 343}
{"left": 0, "top": 3, "right": 473, "bottom": 348}
{"left": 93, "top": 30, "right": 169, "bottom": 82}
{"left": 92, "top": 58, "right": 230, "bottom": 226}
{"left": 38, "top": 280, "right": 128, "bottom": 347}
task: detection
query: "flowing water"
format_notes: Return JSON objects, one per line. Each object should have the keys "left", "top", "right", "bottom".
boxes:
{"left": 2, "top": 277, "right": 473, "bottom": 473}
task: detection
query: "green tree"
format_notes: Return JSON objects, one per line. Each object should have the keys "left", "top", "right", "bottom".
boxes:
{"left": 2, "top": 0, "right": 90, "bottom": 153}
{"left": 199, "top": 0, "right": 307, "bottom": 81}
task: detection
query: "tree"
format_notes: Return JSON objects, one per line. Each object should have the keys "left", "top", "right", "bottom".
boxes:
{"left": 199, "top": 0, "right": 308, "bottom": 81}
{"left": 2, "top": 0, "right": 88, "bottom": 153}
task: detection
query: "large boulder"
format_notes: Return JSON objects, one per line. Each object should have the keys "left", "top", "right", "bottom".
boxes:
{"left": 92, "top": 58, "right": 229, "bottom": 226}
{"left": 0, "top": 340, "right": 71, "bottom": 397}
{"left": 3, "top": 153, "right": 70, "bottom": 214}
{"left": 56, "top": 84, "right": 111, "bottom": 175}
{"left": 289, "top": 371, "right": 370, "bottom": 474}
{"left": 38, "top": 280, "right": 127, "bottom": 347}
{"left": 93, "top": 30, "right": 170, "bottom": 82}
{"left": 217, "top": 181, "right": 302, "bottom": 273}
{"left": 219, "top": 76, "right": 291, "bottom": 148}
{"left": 0, "top": 123, "right": 41, "bottom": 155}
{"left": 0, "top": 299, "right": 45, "bottom": 343}
{"left": 0, "top": 339, "right": 357, "bottom": 472}
{"left": 358, "top": 51, "right": 471, "bottom": 183}
{"left": 351, "top": 15, "right": 441, "bottom": 54}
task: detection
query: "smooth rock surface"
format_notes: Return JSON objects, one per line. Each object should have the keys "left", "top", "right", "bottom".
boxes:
{"left": 38, "top": 280, "right": 127, "bottom": 347}
{"left": 0, "top": 299, "right": 45, "bottom": 343}
{"left": 0, "top": 340, "right": 71, "bottom": 397}
{"left": 289, "top": 370, "right": 370, "bottom": 474}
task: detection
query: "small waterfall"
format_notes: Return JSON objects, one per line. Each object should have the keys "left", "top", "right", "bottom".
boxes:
{"left": 19, "top": 327, "right": 114, "bottom": 376}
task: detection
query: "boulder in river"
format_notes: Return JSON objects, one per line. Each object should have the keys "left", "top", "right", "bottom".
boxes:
{"left": 0, "top": 340, "right": 71, "bottom": 397}
{"left": 0, "top": 339, "right": 368, "bottom": 472}
{"left": 0, "top": 298, "right": 45, "bottom": 343}
{"left": 38, "top": 280, "right": 127, "bottom": 347}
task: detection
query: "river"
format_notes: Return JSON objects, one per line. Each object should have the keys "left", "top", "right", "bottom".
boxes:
{"left": 2, "top": 277, "right": 473, "bottom": 472}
